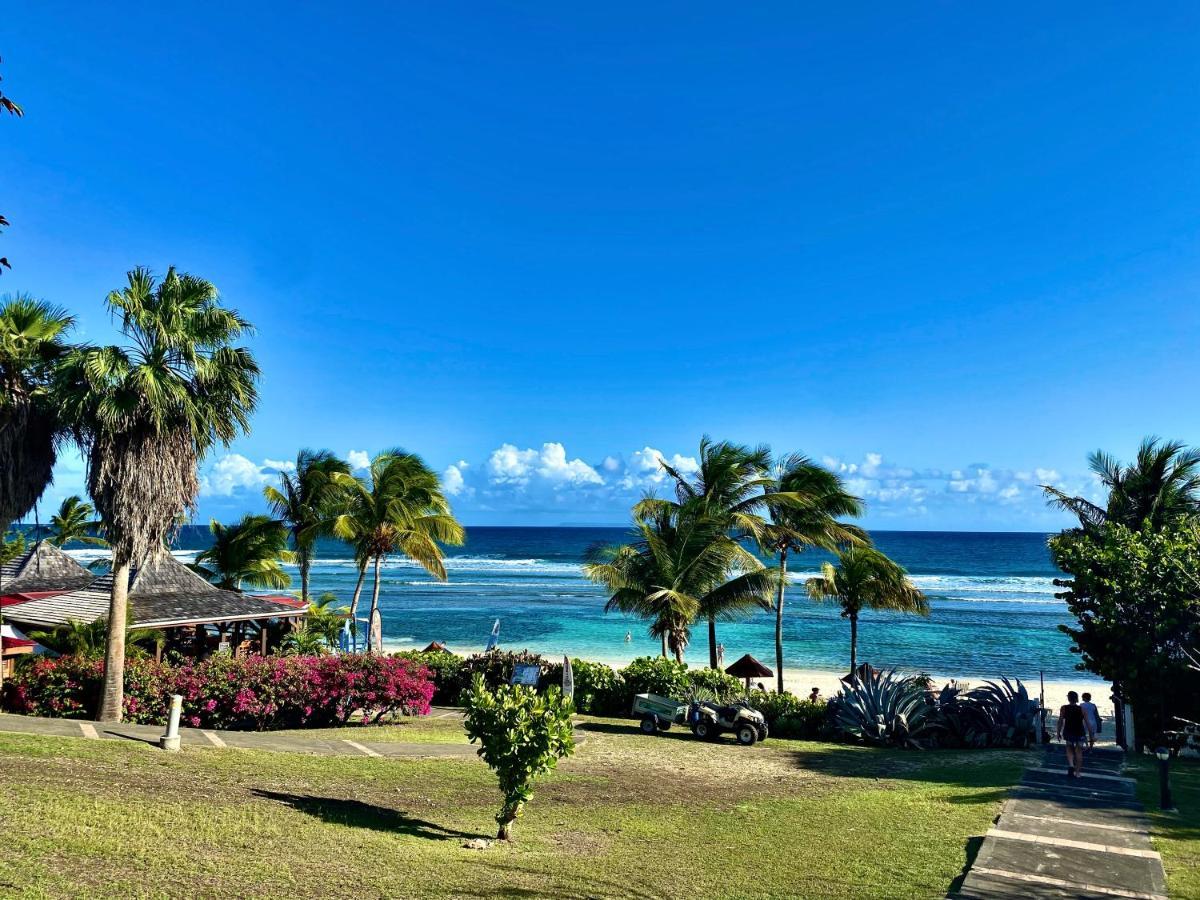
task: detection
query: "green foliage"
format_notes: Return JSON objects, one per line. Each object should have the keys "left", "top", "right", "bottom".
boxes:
{"left": 46, "top": 495, "right": 106, "bottom": 548}
{"left": 1050, "top": 518, "right": 1200, "bottom": 740}
{"left": 746, "top": 689, "right": 830, "bottom": 739}
{"left": 967, "top": 677, "right": 1040, "bottom": 748}
{"left": 566, "top": 659, "right": 628, "bottom": 716}
{"left": 831, "top": 669, "right": 942, "bottom": 749}
{"left": 279, "top": 625, "right": 329, "bottom": 656}
{"left": 304, "top": 591, "right": 349, "bottom": 649}
{"left": 193, "top": 514, "right": 295, "bottom": 591}
{"left": 685, "top": 666, "right": 745, "bottom": 702}
{"left": 27, "top": 615, "right": 163, "bottom": 660}
{"left": 393, "top": 650, "right": 465, "bottom": 705}
{"left": 462, "top": 674, "right": 575, "bottom": 841}
{"left": 458, "top": 650, "right": 547, "bottom": 697}
{"left": 618, "top": 656, "right": 691, "bottom": 700}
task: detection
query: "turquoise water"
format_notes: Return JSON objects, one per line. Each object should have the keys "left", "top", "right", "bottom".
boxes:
{"left": 70, "top": 526, "right": 1095, "bottom": 683}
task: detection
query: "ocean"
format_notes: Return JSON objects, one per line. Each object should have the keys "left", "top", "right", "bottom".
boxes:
{"left": 67, "top": 526, "right": 1098, "bottom": 685}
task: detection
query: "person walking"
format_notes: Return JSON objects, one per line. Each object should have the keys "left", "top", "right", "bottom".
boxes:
{"left": 1080, "top": 692, "right": 1102, "bottom": 745}
{"left": 1057, "top": 691, "right": 1095, "bottom": 778}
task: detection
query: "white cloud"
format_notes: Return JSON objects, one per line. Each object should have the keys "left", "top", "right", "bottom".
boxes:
{"left": 442, "top": 461, "right": 472, "bottom": 498}
{"left": 486, "top": 442, "right": 602, "bottom": 488}
{"left": 346, "top": 450, "right": 370, "bottom": 471}
{"left": 620, "top": 446, "right": 700, "bottom": 489}
{"left": 200, "top": 454, "right": 276, "bottom": 497}
{"left": 261, "top": 457, "right": 296, "bottom": 473}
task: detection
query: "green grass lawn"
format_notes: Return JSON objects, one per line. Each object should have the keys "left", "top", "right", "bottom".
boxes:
{"left": 0, "top": 717, "right": 1026, "bottom": 899}
{"left": 285, "top": 713, "right": 470, "bottom": 744}
{"left": 1128, "top": 755, "right": 1200, "bottom": 898}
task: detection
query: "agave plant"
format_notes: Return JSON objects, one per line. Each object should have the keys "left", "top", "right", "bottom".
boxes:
{"left": 966, "top": 677, "right": 1041, "bottom": 748}
{"left": 831, "top": 668, "right": 941, "bottom": 749}
{"left": 933, "top": 681, "right": 991, "bottom": 748}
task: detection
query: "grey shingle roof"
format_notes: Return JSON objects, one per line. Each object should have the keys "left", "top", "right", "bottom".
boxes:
{"left": 0, "top": 541, "right": 96, "bottom": 594}
{"left": 5, "top": 552, "right": 306, "bottom": 629}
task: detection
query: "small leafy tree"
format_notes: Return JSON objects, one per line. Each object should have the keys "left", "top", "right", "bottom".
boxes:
{"left": 462, "top": 674, "right": 575, "bottom": 841}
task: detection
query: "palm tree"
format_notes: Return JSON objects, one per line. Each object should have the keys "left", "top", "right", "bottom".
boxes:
{"left": 332, "top": 449, "right": 464, "bottom": 651}
{"left": 648, "top": 437, "right": 801, "bottom": 667}
{"left": 0, "top": 296, "right": 75, "bottom": 532}
{"left": 805, "top": 546, "right": 928, "bottom": 676}
{"left": 1043, "top": 437, "right": 1200, "bottom": 532}
{"left": 305, "top": 590, "right": 350, "bottom": 649}
{"left": 192, "top": 515, "right": 294, "bottom": 592}
{"left": 762, "top": 454, "right": 866, "bottom": 692}
{"left": 280, "top": 624, "right": 329, "bottom": 656}
{"left": 57, "top": 267, "right": 259, "bottom": 721}
{"left": 27, "top": 615, "right": 165, "bottom": 659}
{"left": 46, "top": 495, "right": 107, "bottom": 548}
{"left": 264, "top": 450, "right": 351, "bottom": 604}
{"left": 585, "top": 500, "right": 781, "bottom": 664}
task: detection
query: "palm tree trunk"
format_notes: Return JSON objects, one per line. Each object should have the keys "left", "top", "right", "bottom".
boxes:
{"left": 775, "top": 547, "right": 788, "bottom": 694}
{"left": 299, "top": 548, "right": 310, "bottom": 606}
{"left": 368, "top": 555, "right": 382, "bottom": 652}
{"left": 98, "top": 556, "right": 132, "bottom": 722}
{"left": 660, "top": 633, "right": 667, "bottom": 658}
{"left": 849, "top": 611, "right": 858, "bottom": 677}
{"left": 707, "top": 615, "right": 717, "bottom": 669}
{"left": 348, "top": 564, "right": 367, "bottom": 618}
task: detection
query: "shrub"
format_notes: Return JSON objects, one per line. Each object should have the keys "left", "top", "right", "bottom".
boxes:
{"left": 746, "top": 689, "right": 830, "bottom": 739}
{"left": 965, "top": 677, "right": 1040, "bottom": 748}
{"left": 393, "top": 650, "right": 464, "bottom": 705}
{"left": 538, "top": 658, "right": 628, "bottom": 717}
{"left": 463, "top": 674, "right": 575, "bottom": 841}
{"left": 456, "top": 650, "right": 548, "bottom": 699}
{"left": 618, "top": 656, "right": 690, "bottom": 701}
{"left": 830, "top": 668, "right": 941, "bottom": 749}
{"left": 686, "top": 668, "right": 745, "bottom": 702}
{"left": 4, "top": 653, "right": 434, "bottom": 731}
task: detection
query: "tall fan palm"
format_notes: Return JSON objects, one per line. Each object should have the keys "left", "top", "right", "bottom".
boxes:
{"left": 762, "top": 454, "right": 866, "bottom": 692}
{"left": 332, "top": 449, "right": 464, "bottom": 651}
{"left": 647, "top": 437, "right": 803, "bottom": 667}
{"left": 805, "top": 546, "right": 928, "bottom": 676}
{"left": 264, "top": 449, "right": 351, "bottom": 604}
{"left": 46, "top": 495, "right": 107, "bottom": 548}
{"left": 57, "top": 267, "right": 259, "bottom": 721}
{"left": 192, "top": 515, "right": 294, "bottom": 592}
{"left": 585, "top": 500, "right": 781, "bottom": 664}
{"left": 0, "top": 296, "right": 75, "bottom": 532}
{"left": 1043, "top": 437, "right": 1200, "bottom": 531}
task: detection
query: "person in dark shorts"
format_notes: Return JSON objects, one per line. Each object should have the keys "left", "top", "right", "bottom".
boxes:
{"left": 1057, "top": 691, "right": 1095, "bottom": 777}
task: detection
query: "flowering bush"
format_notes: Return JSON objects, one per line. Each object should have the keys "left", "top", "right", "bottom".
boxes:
{"left": 3, "top": 653, "right": 433, "bottom": 731}
{"left": 392, "top": 650, "right": 464, "bottom": 705}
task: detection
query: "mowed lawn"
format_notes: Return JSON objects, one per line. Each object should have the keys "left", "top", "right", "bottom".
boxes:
{"left": 0, "top": 717, "right": 1026, "bottom": 899}
{"left": 1129, "top": 755, "right": 1200, "bottom": 899}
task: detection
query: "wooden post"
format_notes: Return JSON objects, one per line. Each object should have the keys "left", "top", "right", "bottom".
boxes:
{"left": 259, "top": 621, "right": 268, "bottom": 655}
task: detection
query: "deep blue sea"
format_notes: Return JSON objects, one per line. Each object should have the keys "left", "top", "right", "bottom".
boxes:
{"left": 67, "top": 526, "right": 1097, "bottom": 684}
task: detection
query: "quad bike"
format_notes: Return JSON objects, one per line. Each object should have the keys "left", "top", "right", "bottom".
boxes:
{"left": 630, "top": 693, "right": 767, "bottom": 745}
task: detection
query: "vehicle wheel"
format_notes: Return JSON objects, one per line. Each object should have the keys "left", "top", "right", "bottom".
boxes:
{"left": 640, "top": 715, "right": 658, "bottom": 735}
{"left": 657, "top": 720, "right": 672, "bottom": 732}
{"left": 736, "top": 724, "right": 758, "bottom": 746}
{"left": 757, "top": 724, "right": 769, "bottom": 742}
{"left": 692, "top": 720, "right": 711, "bottom": 739}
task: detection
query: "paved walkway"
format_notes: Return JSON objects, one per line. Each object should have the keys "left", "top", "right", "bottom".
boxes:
{"left": 0, "top": 709, "right": 480, "bottom": 759}
{"left": 952, "top": 744, "right": 1168, "bottom": 899}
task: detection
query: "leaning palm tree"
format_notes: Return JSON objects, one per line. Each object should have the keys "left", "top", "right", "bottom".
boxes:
{"left": 806, "top": 546, "right": 928, "bottom": 676}
{"left": 192, "top": 515, "right": 294, "bottom": 592}
{"left": 1043, "top": 437, "right": 1200, "bottom": 532}
{"left": 331, "top": 450, "right": 464, "bottom": 651}
{"left": 264, "top": 449, "right": 351, "bottom": 604}
{"left": 647, "top": 437, "right": 803, "bottom": 667}
{"left": 585, "top": 500, "right": 780, "bottom": 664}
{"left": 761, "top": 454, "right": 866, "bottom": 692}
{"left": 0, "top": 296, "right": 75, "bottom": 532}
{"left": 46, "top": 495, "right": 107, "bottom": 548}
{"left": 57, "top": 267, "right": 259, "bottom": 721}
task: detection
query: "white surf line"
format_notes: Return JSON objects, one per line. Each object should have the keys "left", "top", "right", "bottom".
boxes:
{"left": 1029, "top": 767, "right": 1135, "bottom": 784}
{"left": 987, "top": 828, "right": 1160, "bottom": 859}
{"left": 78, "top": 722, "right": 99, "bottom": 739}
{"left": 969, "top": 866, "right": 1166, "bottom": 900}
{"left": 202, "top": 730, "right": 226, "bottom": 748}
{"left": 1009, "top": 812, "right": 1143, "bottom": 834}
{"left": 342, "top": 739, "right": 382, "bottom": 758}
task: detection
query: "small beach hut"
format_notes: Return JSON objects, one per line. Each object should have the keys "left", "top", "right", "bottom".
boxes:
{"left": 725, "top": 653, "right": 773, "bottom": 690}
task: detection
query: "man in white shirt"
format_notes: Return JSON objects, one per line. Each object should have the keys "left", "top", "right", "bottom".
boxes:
{"left": 1080, "top": 692, "right": 1101, "bottom": 743}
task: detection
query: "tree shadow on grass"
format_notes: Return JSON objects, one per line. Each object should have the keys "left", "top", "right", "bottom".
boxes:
{"left": 253, "top": 790, "right": 488, "bottom": 841}
{"left": 574, "top": 720, "right": 739, "bottom": 745}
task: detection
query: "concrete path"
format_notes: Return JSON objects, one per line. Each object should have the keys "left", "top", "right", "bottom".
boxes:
{"left": 0, "top": 709, "right": 479, "bottom": 759}
{"left": 952, "top": 745, "right": 1168, "bottom": 900}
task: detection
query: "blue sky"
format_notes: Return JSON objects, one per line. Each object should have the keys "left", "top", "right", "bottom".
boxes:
{"left": 4, "top": 4, "right": 1198, "bottom": 529}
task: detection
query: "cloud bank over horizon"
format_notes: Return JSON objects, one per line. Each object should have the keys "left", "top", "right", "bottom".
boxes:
{"left": 160, "top": 442, "right": 1099, "bottom": 531}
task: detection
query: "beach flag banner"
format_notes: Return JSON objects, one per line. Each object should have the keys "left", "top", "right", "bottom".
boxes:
{"left": 511, "top": 663, "right": 540, "bottom": 687}
{"left": 562, "top": 655, "right": 574, "bottom": 700}
{"left": 484, "top": 619, "right": 500, "bottom": 653}
{"left": 338, "top": 619, "right": 352, "bottom": 654}
{"left": 369, "top": 609, "right": 382, "bottom": 654}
